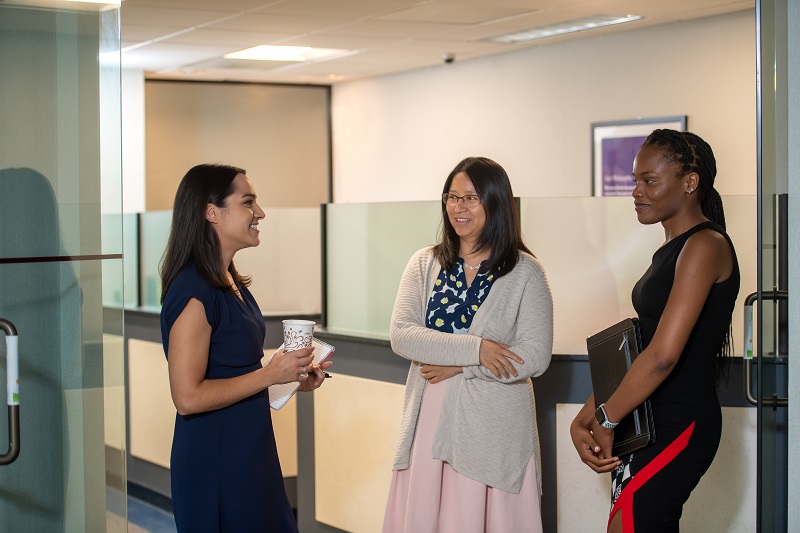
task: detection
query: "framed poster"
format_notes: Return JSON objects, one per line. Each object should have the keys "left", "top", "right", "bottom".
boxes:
{"left": 591, "top": 116, "right": 687, "bottom": 196}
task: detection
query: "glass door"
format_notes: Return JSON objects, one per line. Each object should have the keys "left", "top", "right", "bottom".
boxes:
{"left": 0, "top": 2, "right": 127, "bottom": 531}
{"left": 753, "top": 0, "right": 789, "bottom": 530}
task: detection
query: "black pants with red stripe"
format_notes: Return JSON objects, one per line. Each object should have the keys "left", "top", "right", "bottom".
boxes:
{"left": 609, "top": 406, "right": 722, "bottom": 531}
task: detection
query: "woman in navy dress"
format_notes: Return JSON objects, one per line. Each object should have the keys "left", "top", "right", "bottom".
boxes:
{"left": 570, "top": 130, "right": 739, "bottom": 531}
{"left": 160, "top": 164, "right": 331, "bottom": 532}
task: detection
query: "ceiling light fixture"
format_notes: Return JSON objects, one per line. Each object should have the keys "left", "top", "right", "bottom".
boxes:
{"left": 224, "top": 45, "right": 348, "bottom": 62}
{"left": 484, "top": 14, "right": 642, "bottom": 44}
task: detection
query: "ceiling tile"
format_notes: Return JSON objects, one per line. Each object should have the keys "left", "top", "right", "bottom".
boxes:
{"left": 122, "top": 42, "right": 235, "bottom": 70}
{"left": 319, "top": 19, "right": 467, "bottom": 39}
{"left": 159, "top": 28, "right": 297, "bottom": 47}
{"left": 253, "top": 0, "right": 426, "bottom": 19}
{"left": 122, "top": 6, "right": 234, "bottom": 27}
{"left": 122, "top": 24, "right": 189, "bottom": 43}
{"left": 124, "top": 0, "right": 273, "bottom": 10}
{"left": 207, "top": 13, "right": 351, "bottom": 34}
{"left": 375, "top": 3, "right": 536, "bottom": 24}
{"left": 277, "top": 33, "right": 410, "bottom": 50}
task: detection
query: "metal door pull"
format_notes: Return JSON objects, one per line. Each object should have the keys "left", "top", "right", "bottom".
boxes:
{"left": 0, "top": 318, "right": 20, "bottom": 465}
{"left": 743, "top": 291, "right": 788, "bottom": 408}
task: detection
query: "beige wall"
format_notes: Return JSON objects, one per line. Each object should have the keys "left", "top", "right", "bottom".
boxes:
{"left": 331, "top": 10, "right": 755, "bottom": 203}
{"left": 145, "top": 81, "right": 330, "bottom": 211}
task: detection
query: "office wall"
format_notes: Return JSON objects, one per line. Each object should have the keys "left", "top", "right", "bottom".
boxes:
{"left": 145, "top": 81, "right": 330, "bottom": 211}
{"left": 122, "top": 69, "right": 145, "bottom": 214}
{"left": 331, "top": 10, "right": 755, "bottom": 203}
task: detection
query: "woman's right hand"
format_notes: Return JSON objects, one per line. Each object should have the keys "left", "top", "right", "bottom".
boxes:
{"left": 265, "top": 346, "right": 315, "bottom": 384}
{"left": 479, "top": 339, "right": 524, "bottom": 379}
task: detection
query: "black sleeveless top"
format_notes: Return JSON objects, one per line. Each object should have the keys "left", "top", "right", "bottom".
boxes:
{"left": 611, "top": 222, "right": 741, "bottom": 532}
{"left": 632, "top": 221, "right": 740, "bottom": 411}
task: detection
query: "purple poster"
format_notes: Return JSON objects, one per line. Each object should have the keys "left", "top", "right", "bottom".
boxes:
{"left": 601, "top": 136, "right": 646, "bottom": 196}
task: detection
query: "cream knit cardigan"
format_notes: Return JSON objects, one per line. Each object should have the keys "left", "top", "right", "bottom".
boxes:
{"left": 389, "top": 247, "right": 553, "bottom": 494}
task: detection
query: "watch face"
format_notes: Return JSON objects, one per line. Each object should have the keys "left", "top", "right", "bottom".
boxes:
{"left": 595, "top": 406, "right": 606, "bottom": 425}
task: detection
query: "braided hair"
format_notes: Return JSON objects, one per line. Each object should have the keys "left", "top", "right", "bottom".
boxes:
{"left": 640, "top": 129, "right": 732, "bottom": 385}
{"left": 641, "top": 129, "right": 726, "bottom": 229}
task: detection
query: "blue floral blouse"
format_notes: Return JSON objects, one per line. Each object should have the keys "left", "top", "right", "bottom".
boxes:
{"left": 426, "top": 259, "right": 497, "bottom": 333}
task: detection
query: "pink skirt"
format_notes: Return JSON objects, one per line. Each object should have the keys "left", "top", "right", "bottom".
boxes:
{"left": 382, "top": 379, "right": 543, "bottom": 533}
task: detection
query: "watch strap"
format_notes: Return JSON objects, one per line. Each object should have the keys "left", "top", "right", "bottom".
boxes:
{"left": 595, "top": 403, "right": 619, "bottom": 429}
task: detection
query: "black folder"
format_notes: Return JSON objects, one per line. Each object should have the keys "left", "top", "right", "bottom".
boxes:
{"left": 587, "top": 318, "right": 655, "bottom": 456}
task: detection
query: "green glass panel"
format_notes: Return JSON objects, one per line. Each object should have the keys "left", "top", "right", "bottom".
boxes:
{"left": 323, "top": 197, "right": 756, "bottom": 347}
{"left": 0, "top": 3, "right": 126, "bottom": 530}
{"left": 325, "top": 201, "right": 441, "bottom": 338}
{"left": 139, "top": 211, "right": 172, "bottom": 310}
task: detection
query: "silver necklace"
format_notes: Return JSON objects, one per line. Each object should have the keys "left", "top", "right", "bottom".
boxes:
{"left": 463, "top": 260, "right": 482, "bottom": 271}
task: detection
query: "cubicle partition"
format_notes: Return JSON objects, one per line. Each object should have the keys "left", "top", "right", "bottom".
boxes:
{"left": 323, "top": 195, "right": 756, "bottom": 354}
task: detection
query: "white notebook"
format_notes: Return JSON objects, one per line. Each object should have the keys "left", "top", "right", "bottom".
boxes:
{"left": 267, "top": 338, "right": 335, "bottom": 410}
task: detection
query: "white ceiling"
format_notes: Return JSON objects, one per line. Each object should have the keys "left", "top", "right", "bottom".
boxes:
{"left": 5, "top": 0, "right": 755, "bottom": 84}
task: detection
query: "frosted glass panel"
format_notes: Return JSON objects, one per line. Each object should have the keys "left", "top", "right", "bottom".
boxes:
{"left": 520, "top": 195, "right": 756, "bottom": 355}
{"left": 236, "top": 207, "right": 322, "bottom": 315}
{"left": 140, "top": 211, "right": 172, "bottom": 309}
{"left": 323, "top": 196, "right": 756, "bottom": 350}
{"left": 140, "top": 208, "right": 322, "bottom": 314}
{"left": 325, "top": 201, "right": 440, "bottom": 338}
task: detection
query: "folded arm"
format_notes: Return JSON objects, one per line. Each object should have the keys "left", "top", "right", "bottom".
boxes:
{"left": 462, "top": 265, "right": 553, "bottom": 383}
{"left": 390, "top": 253, "right": 482, "bottom": 367}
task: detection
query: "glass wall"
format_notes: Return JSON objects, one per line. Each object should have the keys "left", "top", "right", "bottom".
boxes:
{"left": 0, "top": 2, "right": 126, "bottom": 531}
{"left": 139, "top": 207, "right": 322, "bottom": 315}
{"left": 324, "top": 197, "right": 756, "bottom": 353}
{"left": 325, "top": 201, "right": 441, "bottom": 338}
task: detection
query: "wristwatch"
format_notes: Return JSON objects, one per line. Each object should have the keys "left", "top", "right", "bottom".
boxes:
{"left": 594, "top": 403, "right": 619, "bottom": 430}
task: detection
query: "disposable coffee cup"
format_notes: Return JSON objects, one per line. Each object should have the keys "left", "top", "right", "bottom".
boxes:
{"left": 282, "top": 320, "right": 315, "bottom": 352}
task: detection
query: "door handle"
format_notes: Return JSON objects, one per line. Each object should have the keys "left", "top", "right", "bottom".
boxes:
{"left": 0, "top": 318, "right": 20, "bottom": 465}
{"left": 743, "top": 291, "right": 788, "bottom": 408}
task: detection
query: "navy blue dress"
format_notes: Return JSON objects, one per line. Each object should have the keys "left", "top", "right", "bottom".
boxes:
{"left": 161, "top": 264, "right": 297, "bottom": 532}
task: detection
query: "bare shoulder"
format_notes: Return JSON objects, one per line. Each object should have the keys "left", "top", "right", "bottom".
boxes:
{"left": 680, "top": 228, "right": 734, "bottom": 281}
{"left": 684, "top": 228, "right": 731, "bottom": 256}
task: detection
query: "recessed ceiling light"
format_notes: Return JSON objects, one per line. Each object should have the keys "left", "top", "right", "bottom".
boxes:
{"left": 484, "top": 14, "right": 642, "bottom": 44}
{"left": 224, "top": 45, "right": 349, "bottom": 62}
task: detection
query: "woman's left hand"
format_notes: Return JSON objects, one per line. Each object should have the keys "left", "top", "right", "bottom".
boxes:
{"left": 298, "top": 360, "right": 333, "bottom": 392}
{"left": 420, "top": 364, "right": 462, "bottom": 384}
{"left": 592, "top": 423, "right": 615, "bottom": 461}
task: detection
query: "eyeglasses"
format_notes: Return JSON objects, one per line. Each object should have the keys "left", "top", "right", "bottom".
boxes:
{"left": 442, "top": 193, "right": 481, "bottom": 207}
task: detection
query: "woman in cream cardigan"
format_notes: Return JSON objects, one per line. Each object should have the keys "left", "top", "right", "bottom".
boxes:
{"left": 382, "top": 157, "right": 553, "bottom": 533}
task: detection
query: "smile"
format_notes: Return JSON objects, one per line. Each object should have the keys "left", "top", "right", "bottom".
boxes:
{"left": 250, "top": 224, "right": 259, "bottom": 230}
{"left": 454, "top": 218, "right": 470, "bottom": 223}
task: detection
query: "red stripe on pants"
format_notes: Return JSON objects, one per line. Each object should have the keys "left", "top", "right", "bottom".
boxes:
{"left": 607, "top": 422, "right": 695, "bottom": 532}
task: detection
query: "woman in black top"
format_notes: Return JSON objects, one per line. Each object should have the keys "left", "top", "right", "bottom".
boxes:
{"left": 570, "top": 130, "right": 740, "bottom": 532}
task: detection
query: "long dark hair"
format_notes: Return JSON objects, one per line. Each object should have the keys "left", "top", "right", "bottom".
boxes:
{"left": 432, "top": 157, "right": 531, "bottom": 278}
{"left": 160, "top": 163, "right": 251, "bottom": 303}
{"left": 641, "top": 129, "right": 733, "bottom": 382}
